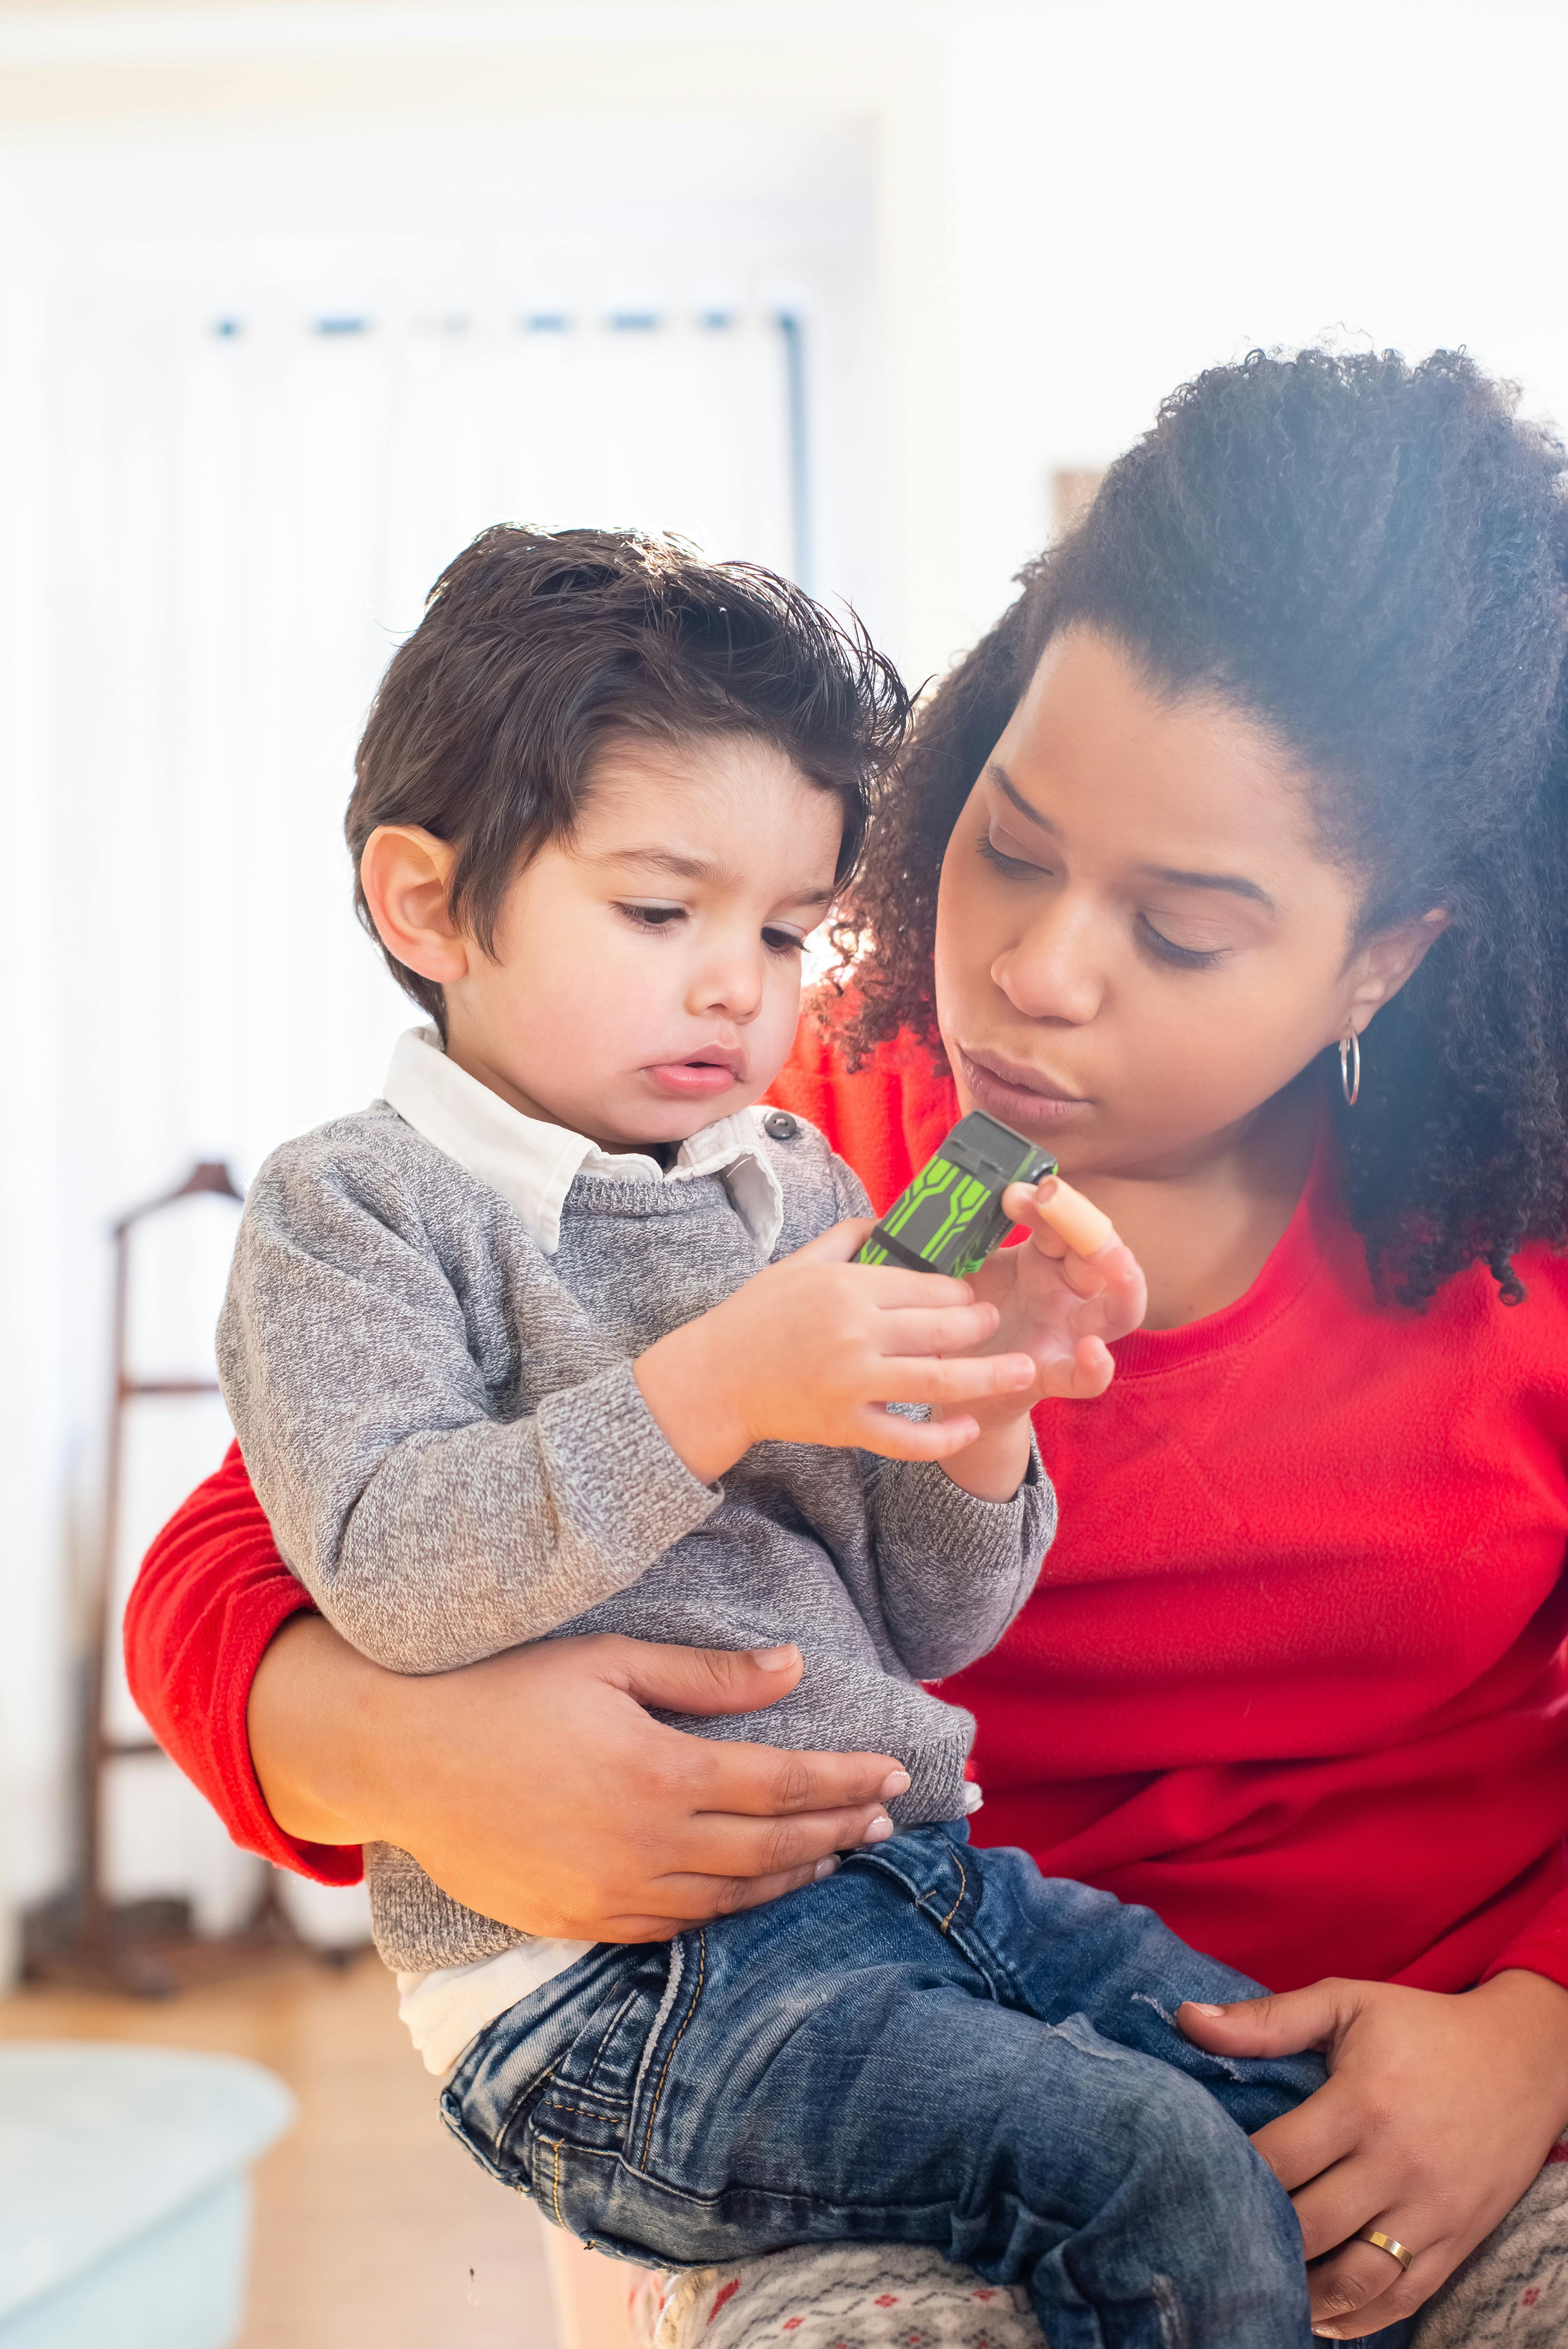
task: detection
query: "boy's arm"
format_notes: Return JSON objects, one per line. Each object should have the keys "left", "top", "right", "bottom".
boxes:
{"left": 860, "top": 1438, "right": 1056, "bottom": 1680}
{"left": 218, "top": 1141, "right": 721, "bottom": 1675}
{"left": 824, "top": 1147, "right": 1058, "bottom": 1679}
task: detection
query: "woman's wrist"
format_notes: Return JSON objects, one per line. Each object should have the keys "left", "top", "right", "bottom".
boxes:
{"left": 247, "top": 1611, "right": 400, "bottom": 1846}
{"left": 1469, "top": 1966, "right": 1568, "bottom": 2091}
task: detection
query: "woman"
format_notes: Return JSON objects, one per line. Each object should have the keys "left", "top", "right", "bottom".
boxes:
{"left": 130, "top": 346, "right": 1568, "bottom": 2343}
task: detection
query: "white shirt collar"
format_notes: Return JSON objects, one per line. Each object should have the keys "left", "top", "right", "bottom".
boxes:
{"left": 381, "top": 1026, "right": 784, "bottom": 1259}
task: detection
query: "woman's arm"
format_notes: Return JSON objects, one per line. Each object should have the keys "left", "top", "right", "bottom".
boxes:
{"left": 126, "top": 1445, "right": 908, "bottom": 1937}
{"left": 248, "top": 1615, "right": 907, "bottom": 1938}
{"left": 125, "top": 1441, "right": 360, "bottom": 1882}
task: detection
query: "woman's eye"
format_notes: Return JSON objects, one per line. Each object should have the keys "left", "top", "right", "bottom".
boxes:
{"left": 616, "top": 902, "right": 686, "bottom": 932}
{"left": 1138, "top": 915, "right": 1226, "bottom": 971}
{"left": 977, "top": 833, "right": 1043, "bottom": 878}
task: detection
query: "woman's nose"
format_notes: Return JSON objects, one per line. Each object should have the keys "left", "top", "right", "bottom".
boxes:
{"left": 991, "top": 901, "right": 1104, "bottom": 1025}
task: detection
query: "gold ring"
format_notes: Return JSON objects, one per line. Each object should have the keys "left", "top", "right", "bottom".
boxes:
{"left": 1359, "top": 2230, "right": 1414, "bottom": 2272}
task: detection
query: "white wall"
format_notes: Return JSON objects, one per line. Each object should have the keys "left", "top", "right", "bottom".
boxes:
{"left": 947, "top": 0, "right": 1568, "bottom": 643}
{"left": 5, "top": 0, "right": 1568, "bottom": 1946}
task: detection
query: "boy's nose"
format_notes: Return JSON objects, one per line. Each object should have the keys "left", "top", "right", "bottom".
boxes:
{"left": 691, "top": 948, "right": 766, "bottom": 1023}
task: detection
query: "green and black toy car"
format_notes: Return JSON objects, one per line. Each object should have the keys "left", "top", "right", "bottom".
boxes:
{"left": 856, "top": 1111, "right": 1057, "bottom": 1280}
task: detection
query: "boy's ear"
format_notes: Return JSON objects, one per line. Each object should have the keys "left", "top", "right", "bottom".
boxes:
{"left": 359, "top": 826, "right": 469, "bottom": 987}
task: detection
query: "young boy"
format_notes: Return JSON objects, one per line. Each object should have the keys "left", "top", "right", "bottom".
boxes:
{"left": 218, "top": 528, "right": 1326, "bottom": 2349}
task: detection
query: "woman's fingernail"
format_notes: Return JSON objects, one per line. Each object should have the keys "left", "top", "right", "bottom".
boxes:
{"left": 1187, "top": 2003, "right": 1226, "bottom": 2017}
{"left": 879, "top": 1769, "right": 911, "bottom": 1799}
{"left": 751, "top": 1645, "right": 798, "bottom": 1670}
{"left": 861, "top": 1815, "right": 894, "bottom": 1844}
{"left": 814, "top": 1856, "right": 841, "bottom": 1882}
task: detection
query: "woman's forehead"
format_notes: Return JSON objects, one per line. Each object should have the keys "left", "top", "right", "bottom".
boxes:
{"left": 996, "top": 626, "right": 1323, "bottom": 869}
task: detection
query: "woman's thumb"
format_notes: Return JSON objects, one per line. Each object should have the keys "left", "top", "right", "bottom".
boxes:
{"left": 606, "top": 1636, "right": 805, "bottom": 1717}
{"left": 1176, "top": 1978, "right": 1355, "bottom": 2058}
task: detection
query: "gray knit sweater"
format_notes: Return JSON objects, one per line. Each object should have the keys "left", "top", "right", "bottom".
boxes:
{"left": 217, "top": 1104, "right": 1056, "bottom": 1970}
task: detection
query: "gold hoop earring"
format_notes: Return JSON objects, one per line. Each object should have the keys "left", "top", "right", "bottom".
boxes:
{"left": 1339, "top": 1031, "right": 1361, "bottom": 1107}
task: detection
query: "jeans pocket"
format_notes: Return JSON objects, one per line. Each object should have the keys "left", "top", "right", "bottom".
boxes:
{"left": 442, "top": 1946, "right": 665, "bottom": 2191}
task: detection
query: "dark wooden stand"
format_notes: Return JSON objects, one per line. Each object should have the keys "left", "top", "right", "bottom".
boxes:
{"left": 23, "top": 1161, "right": 324, "bottom": 1997}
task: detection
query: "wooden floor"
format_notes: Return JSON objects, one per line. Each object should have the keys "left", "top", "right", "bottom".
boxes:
{"left": 0, "top": 1947, "right": 559, "bottom": 2349}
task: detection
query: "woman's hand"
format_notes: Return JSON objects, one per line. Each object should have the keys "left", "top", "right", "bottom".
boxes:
{"left": 249, "top": 1615, "right": 908, "bottom": 1941}
{"left": 959, "top": 1177, "right": 1148, "bottom": 1413}
{"left": 1179, "top": 1970, "right": 1568, "bottom": 2336}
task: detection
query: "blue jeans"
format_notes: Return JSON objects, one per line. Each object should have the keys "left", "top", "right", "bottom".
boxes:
{"left": 444, "top": 1825, "right": 1410, "bottom": 2349}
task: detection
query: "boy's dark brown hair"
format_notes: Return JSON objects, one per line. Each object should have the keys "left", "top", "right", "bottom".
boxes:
{"left": 347, "top": 525, "right": 909, "bottom": 1034}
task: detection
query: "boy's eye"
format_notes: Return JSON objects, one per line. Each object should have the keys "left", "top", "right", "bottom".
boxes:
{"left": 763, "top": 927, "right": 806, "bottom": 956}
{"left": 616, "top": 901, "right": 686, "bottom": 932}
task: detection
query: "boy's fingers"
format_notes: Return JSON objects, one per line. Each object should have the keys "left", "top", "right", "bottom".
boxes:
{"left": 874, "top": 1302, "right": 1001, "bottom": 1357}
{"left": 852, "top": 1409, "right": 981, "bottom": 1461}
{"left": 797, "top": 1224, "right": 975, "bottom": 1305}
{"left": 889, "top": 1352, "right": 1036, "bottom": 1405}
{"left": 796, "top": 1217, "right": 877, "bottom": 1262}
{"left": 856, "top": 1265, "right": 976, "bottom": 1307}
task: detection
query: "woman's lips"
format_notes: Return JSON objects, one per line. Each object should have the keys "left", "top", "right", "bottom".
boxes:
{"left": 643, "top": 1058, "right": 742, "bottom": 1099}
{"left": 956, "top": 1044, "right": 1090, "bottom": 1131}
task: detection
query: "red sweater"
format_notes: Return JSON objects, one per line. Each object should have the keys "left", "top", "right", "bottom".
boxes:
{"left": 125, "top": 1034, "right": 1568, "bottom": 1992}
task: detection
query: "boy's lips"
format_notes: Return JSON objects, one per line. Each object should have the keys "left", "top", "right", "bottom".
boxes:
{"left": 644, "top": 1050, "right": 744, "bottom": 1099}
{"left": 956, "top": 1043, "right": 1090, "bottom": 1130}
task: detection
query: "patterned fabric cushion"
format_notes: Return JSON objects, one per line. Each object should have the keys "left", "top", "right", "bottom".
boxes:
{"left": 633, "top": 2245, "right": 1044, "bottom": 2349}
{"left": 629, "top": 2140, "right": 1568, "bottom": 2349}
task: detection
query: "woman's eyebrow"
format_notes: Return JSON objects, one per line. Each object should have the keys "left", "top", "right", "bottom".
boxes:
{"left": 987, "top": 762, "right": 1059, "bottom": 833}
{"left": 988, "top": 763, "right": 1275, "bottom": 909}
{"left": 1138, "top": 863, "right": 1276, "bottom": 910}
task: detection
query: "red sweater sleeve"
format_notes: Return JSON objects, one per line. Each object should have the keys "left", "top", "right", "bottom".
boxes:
{"left": 123, "top": 1440, "right": 363, "bottom": 1885}
{"left": 1485, "top": 1891, "right": 1568, "bottom": 1994}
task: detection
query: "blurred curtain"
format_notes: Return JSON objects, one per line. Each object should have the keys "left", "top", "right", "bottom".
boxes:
{"left": 14, "top": 286, "right": 800, "bottom": 1931}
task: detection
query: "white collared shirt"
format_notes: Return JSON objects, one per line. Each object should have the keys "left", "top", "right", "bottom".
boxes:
{"left": 381, "top": 1024, "right": 784, "bottom": 1259}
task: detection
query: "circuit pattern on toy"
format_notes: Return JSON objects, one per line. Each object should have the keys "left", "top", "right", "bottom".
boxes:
{"left": 856, "top": 1112, "right": 1057, "bottom": 1279}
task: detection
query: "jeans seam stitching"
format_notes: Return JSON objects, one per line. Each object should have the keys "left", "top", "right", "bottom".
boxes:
{"left": 640, "top": 1927, "right": 706, "bottom": 2169}
{"left": 937, "top": 1852, "right": 967, "bottom": 1934}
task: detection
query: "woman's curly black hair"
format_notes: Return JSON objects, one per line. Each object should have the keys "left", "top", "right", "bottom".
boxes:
{"left": 834, "top": 346, "right": 1568, "bottom": 1306}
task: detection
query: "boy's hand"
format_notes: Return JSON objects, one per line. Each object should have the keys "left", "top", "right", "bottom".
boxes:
{"left": 931, "top": 1177, "right": 1147, "bottom": 1500}
{"left": 634, "top": 1219, "right": 1036, "bottom": 1483}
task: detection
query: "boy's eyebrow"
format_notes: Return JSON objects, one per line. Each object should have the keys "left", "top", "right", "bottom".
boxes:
{"left": 590, "top": 846, "right": 724, "bottom": 881}
{"left": 987, "top": 763, "right": 1275, "bottom": 910}
{"left": 590, "top": 844, "right": 838, "bottom": 905}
